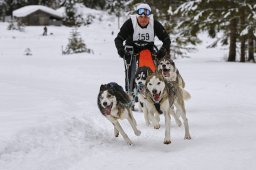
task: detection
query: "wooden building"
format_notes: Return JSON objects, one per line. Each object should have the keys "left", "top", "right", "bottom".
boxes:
{"left": 13, "top": 5, "right": 63, "bottom": 26}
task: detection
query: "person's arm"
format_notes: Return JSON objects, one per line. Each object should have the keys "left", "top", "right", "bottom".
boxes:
{"left": 114, "top": 19, "right": 133, "bottom": 57}
{"left": 154, "top": 20, "right": 171, "bottom": 52}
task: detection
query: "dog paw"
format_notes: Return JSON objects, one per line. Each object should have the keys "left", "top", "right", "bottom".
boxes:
{"left": 135, "top": 130, "right": 141, "bottom": 136}
{"left": 115, "top": 133, "right": 119, "bottom": 137}
{"left": 164, "top": 139, "right": 171, "bottom": 145}
{"left": 126, "top": 139, "right": 133, "bottom": 145}
{"left": 184, "top": 135, "right": 191, "bottom": 140}
{"left": 154, "top": 124, "right": 160, "bottom": 129}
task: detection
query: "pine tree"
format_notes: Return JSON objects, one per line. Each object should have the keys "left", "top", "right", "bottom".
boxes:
{"left": 174, "top": 0, "right": 256, "bottom": 62}
{"left": 64, "top": 0, "right": 76, "bottom": 26}
{"left": 81, "top": 0, "right": 106, "bottom": 9}
{"left": 64, "top": 28, "right": 88, "bottom": 54}
{"left": 106, "top": 0, "right": 126, "bottom": 28}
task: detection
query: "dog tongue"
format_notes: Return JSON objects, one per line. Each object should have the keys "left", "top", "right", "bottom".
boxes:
{"left": 104, "top": 106, "right": 112, "bottom": 115}
{"left": 139, "top": 86, "right": 145, "bottom": 94}
{"left": 153, "top": 94, "right": 160, "bottom": 102}
{"left": 162, "top": 70, "right": 170, "bottom": 77}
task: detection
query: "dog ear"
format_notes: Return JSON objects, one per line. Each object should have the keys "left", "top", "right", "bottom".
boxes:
{"left": 170, "top": 59, "right": 175, "bottom": 66}
{"left": 100, "top": 84, "right": 107, "bottom": 91}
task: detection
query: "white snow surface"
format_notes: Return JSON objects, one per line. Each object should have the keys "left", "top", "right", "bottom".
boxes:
{"left": 13, "top": 5, "right": 62, "bottom": 18}
{"left": 1, "top": 10, "right": 256, "bottom": 170}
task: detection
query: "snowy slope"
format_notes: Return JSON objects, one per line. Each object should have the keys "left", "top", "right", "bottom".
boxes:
{"left": 0, "top": 9, "right": 256, "bottom": 170}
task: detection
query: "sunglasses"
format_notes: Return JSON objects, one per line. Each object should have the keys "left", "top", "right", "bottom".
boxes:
{"left": 137, "top": 8, "right": 151, "bottom": 16}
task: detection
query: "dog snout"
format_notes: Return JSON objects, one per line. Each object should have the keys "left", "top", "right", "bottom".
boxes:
{"left": 103, "top": 102, "right": 108, "bottom": 106}
{"left": 162, "top": 64, "right": 166, "bottom": 68}
{"left": 138, "top": 82, "right": 143, "bottom": 85}
{"left": 152, "top": 89, "right": 157, "bottom": 94}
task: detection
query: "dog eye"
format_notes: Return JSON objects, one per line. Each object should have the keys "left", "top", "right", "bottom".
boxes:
{"left": 107, "top": 94, "right": 112, "bottom": 98}
{"left": 157, "top": 82, "right": 161, "bottom": 85}
{"left": 149, "top": 83, "right": 152, "bottom": 86}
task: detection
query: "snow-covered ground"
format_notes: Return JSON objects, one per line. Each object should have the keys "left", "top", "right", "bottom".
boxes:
{"left": 0, "top": 10, "right": 256, "bottom": 170}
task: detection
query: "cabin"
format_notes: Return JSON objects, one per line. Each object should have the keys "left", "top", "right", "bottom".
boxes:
{"left": 13, "top": 5, "right": 63, "bottom": 26}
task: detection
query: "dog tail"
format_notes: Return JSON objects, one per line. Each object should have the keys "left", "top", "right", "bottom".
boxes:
{"left": 182, "top": 88, "right": 191, "bottom": 100}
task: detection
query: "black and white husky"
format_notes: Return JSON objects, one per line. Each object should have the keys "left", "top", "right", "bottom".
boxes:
{"left": 134, "top": 66, "right": 153, "bottom": 126}
{"left": 97, "top": 82, "right": 141, "bottom": 145}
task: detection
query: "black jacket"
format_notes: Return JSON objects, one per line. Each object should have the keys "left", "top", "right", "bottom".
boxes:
{"left": 114, "top": 17, "right": 171, "bottom": 54}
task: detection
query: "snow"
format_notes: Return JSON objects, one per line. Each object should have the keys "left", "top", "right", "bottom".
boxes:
{"left": 13, "top": 5, "right": 63, "bottom": 18}
{"left": 57, "top": 4, "right": 107, "bottom": 21}
{"left": 1, "top": 8, "right": 256, "bottom": 170}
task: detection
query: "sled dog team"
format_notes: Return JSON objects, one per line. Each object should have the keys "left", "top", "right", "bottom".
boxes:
{"left": 97, "top": 56, "right": 191, "bottom": 145}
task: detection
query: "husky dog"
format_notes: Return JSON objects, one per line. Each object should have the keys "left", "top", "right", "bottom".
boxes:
{"left": 97, "top": 82, "right": 141, "bottom": 145}
{"left": 158, "top": 56, "right": 186, "bottom": 89}
{"left": 145, "top": 72, "right": 183, "bottom": 144}
{"left": 134, "top": 66, "right": 153, "bottom": 126}
{"left": 157, "top": 57, "right": 191, "bottom": 140}
{"left": 158, "top": 56, "right": 191, "bottom": 111}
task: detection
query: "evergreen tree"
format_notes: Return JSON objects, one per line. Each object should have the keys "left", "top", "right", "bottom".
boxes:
{"left": 82, "top": 0, "right": 105, "bottom": 9}
{"left": 64, "top": 0, "right": 76, "bottom": 26}
{"left": 64, "top": 28, "right": 88, "bottom": 54}
{"left": 174, "top": 0, "right": 256, "bottom": 62}
{"left": 106, "top": 0, "right": 126, "bottom": 28}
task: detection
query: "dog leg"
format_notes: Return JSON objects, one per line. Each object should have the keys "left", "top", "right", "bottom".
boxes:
{"left": 174, "top": 102, "right": 181, "bottom": 118}
{"left": 170, "top": 108, "right": 182, "bottom": 127}
{"left": 176, "top": 103, "right": 191, "bottom": 140}
{"left": 107, "top": 116, "right": 133, "bottom": 145}
{"left": 154, "top": 113, "right": 160, "bottom": 123}
{"left": 142, "top": 107, "right": 150, "bottom": 126}
{"left": 128, "top": 113, "right": 141, "bottom": 136}
{"left": 163, "top": 110, "right": 171, "bottom": 144}
{"left": 114, "top": 127, "right": 119, "bottom": 137}
{"left": 129, "top": 109, "right": 137, "bottom": 126}
{"left": 180, "top": 113, "right": 191, "bottom": 140}
{"left": 114, "top": 121, "right": 133, "bottom": 145}
{"left": 148, "top": 111, "right": 160, "bottom": 129}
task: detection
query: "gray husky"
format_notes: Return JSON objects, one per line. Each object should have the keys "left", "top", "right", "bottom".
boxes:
{"left": 97, "top": 82, "right": 141, "bottom": 145}
{"left": 145, "top": 72, "right": 185, "bottom": 144}
{"left": 157, "top": 56, "right": 191, "bottom": 140}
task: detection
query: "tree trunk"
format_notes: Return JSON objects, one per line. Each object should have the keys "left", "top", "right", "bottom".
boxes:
{"left": 247, "top": 28, "right": 255, "bottom": 62}
{"left": 240, "top": 37, "right": 246, "bottom": 62}
{"left": 228, "top": 18, "right": 238, "bottom": 62}
{"left": 240, "top": 7, "right": 245, "bottom": 62}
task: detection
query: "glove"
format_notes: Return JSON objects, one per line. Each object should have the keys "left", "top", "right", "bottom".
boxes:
{"left": 118, "top": 48, "right": 131, "bottom": 63}
{"left": 156, "top": 47, "right": 167, "bottom": 60}
{"left": 118, "top": 48, "right": 125, "bottom": 58}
